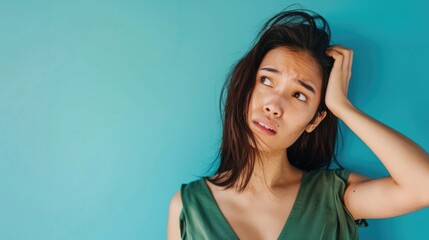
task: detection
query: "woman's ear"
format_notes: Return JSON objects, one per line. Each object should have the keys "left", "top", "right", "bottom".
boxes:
{"left": 305, "top": 111, "right": 327, "bottom": 133}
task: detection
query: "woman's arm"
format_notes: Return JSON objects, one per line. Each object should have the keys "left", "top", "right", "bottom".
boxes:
{"left": 325, "top": 46, "right": 429, "bottom": 220}
{"left": 167, "top": 191, "right": 182, "bottom": 240}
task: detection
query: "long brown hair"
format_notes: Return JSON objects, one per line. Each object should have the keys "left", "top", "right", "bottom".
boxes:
{"left": 209, "top": 9, "right": 342, "bottom": 191}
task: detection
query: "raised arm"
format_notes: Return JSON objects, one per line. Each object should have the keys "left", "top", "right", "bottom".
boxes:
{"left": 325, "top": 46, "right": 429, "bottom": 220}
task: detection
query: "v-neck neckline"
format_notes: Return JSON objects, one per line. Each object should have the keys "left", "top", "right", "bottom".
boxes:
{"left": 201, "top": 170, "right": 308, "bottom": 240}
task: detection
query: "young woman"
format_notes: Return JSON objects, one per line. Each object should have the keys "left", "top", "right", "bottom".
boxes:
{"left": 167, "top": 9, "right": 429, "bottom": 240}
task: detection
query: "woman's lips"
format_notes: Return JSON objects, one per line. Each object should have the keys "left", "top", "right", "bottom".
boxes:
{"left": 253, "top": 121, "right": 276, "bottom": 135}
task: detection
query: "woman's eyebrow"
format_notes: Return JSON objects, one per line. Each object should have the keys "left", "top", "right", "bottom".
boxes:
{"left": 260, "top": 67, "right": 280, "bottom": 73}
{"left": 259, "top": 67, "right": 316, "bottom": 94}
{"left": 296, "top": 79, "right": 316, "bottom": 94}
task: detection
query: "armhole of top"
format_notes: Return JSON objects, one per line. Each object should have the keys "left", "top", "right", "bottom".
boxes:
{"left": 335, "top": 168, "right": 351, "bottom": 182}
{"left": 335, "top": 168, "right": 369, "bottom": 228}
{"left": 179, "top": 184, "right": 187, "bottom": 238}
{"left": 179, "top": 209, "right": 186, "bottom": 239}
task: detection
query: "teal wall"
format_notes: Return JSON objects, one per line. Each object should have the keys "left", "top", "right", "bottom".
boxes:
{"left": 1, "top": 0, "right": 428, "bottom": 239}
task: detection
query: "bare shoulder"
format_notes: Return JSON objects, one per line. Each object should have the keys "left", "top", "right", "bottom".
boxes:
{"left": 169, "top": 190, "right": 183, "bottom": 212}
{"left": 167, "top": 190, "right": 182, "bottom": 240}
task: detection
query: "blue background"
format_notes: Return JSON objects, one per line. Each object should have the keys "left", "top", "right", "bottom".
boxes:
{"left": 1, "top": 0, "right": 428, "bottom": 239}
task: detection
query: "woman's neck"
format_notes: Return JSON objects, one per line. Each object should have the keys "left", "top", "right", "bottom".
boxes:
{"left": 244, "top": 150, "right": 302, "bottom": 193}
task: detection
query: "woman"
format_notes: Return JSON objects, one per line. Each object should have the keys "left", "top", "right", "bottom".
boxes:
{"left": 167, "top": 9, "right": 429, "bottom": 240}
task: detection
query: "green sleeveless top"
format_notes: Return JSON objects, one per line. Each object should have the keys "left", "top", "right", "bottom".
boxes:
{"left": 179, "top": 168, "right": 368, "bottom": 240}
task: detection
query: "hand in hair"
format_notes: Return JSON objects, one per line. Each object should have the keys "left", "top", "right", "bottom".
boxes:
{"left": 325, "top": 45, "right": 354, "bottom": 118}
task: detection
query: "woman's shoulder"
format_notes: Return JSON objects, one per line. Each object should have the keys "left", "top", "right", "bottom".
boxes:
{"left": 168, "top": 178, "right": 208, "bottom": 239}
{"left": 306, "top": 168, "right": 351, "bottom": 180}
{"left": 170, "top": 189, "right": 182, "bottom": 205}
{"left": 169, "top": 178, "right": 207, "bottom": 212}
{"left": 305, "top": 168, "right": 371, "bottom": 187}
{"left": 176, "top": 177, "right": 213, "bottom": 206}
{"left": 181, "top": 177, "right": 208, "bottom": 193}
{"left": 167, "top": 190, "right": 183, "bottom": 240}
{"left": 299, "top": 168, "right": 353, "bottom": 193}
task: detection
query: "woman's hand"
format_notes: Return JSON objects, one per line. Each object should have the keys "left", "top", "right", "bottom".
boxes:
{"left": 325, "top": 45, "right": 354, "bottom": 118}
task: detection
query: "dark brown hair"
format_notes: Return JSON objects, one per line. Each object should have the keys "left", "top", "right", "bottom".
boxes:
{"left": 209, "top": 8, "right": 342, "bottom": 191}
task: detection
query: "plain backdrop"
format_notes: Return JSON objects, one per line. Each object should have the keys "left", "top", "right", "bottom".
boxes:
{"left": 1, "top": 0, "right": 428, "bottom": 239}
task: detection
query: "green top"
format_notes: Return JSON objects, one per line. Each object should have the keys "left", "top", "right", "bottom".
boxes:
{"left": 179, "top": 168, "right": 368, "bottom": 240}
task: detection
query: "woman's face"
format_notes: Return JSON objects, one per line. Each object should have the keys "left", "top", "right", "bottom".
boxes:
{"left": 247, "top": 47, "right": 326, "bottom": 153}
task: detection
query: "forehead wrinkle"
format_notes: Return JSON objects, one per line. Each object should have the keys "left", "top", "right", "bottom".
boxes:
{"left": 259, "top": 47, "right": 322, "bottom": 91}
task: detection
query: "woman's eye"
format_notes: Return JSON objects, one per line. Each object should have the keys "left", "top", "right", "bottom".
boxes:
{"left": 260, "top": 77, "right": 272, "bottom": 86}
{"left": 294, "top": 92, "right": 307, "bottom": 102}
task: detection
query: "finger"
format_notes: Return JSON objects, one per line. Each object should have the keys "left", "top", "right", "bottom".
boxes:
{"left": 341, "top": 48, "right": 353, "bottom": 81}
{"left": 337, "top": 48, "right": 352, "bottom": 89}
{"left": 348, "top": 50, "right": 353, "bottom": 76}
{"left": 343, "top": 49, "right": 353, "bottom": 90}
{"left": 329, "top": 45, "right": 350, "bottom": 52}
{"left": 326, "top": 48, "right": 344, "bottom": 73}
{"left": 342, "top": 50, "right": 350, "bottom": 73}
{"left": 331, "top": 46, "right": 350, "bottom": 73}
{"left": 328, "top": 46, "right": 353, "bottom": 77}
{"left": 326, "top": 49, "right": 344, "bottom": 73}
{"left": 342, "top": 49, "right": 350, "bottom": 81}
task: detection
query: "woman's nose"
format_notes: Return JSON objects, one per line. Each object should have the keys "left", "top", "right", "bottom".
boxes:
{"left": 264, "top": 103, "right": 283, "bottom": 118}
